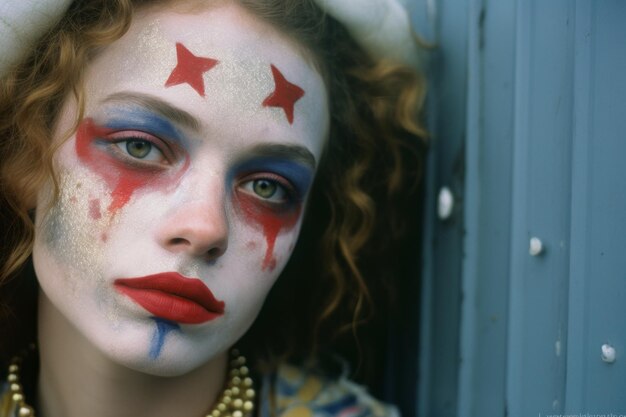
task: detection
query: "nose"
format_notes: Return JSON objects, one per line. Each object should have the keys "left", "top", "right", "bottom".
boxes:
{"left": 156, "top": 192, "right": 229, "bottom": 262}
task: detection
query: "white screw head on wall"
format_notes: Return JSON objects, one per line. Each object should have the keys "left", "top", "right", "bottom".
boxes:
{"left": 601, "top": 344, "right": 616, "bottom": 363}
{"left": 437, "top": 187, "right": 454, "bottom": 220}
{"left": 529, "top": 237, "right": 543, "bottom": 256}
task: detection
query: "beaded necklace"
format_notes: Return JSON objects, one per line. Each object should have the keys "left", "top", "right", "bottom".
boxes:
{"left": 3, "top": 347, "right": 255, "bottom": 417}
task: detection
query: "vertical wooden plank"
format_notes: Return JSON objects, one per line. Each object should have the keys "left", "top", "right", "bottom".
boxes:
{"left": 417, "top": 0, "right": 468, "bottom": 415}
{"left": 506, "top": 0, "right": 574, "bottom": 415}
{"left": 566, "top": 0, "right": 626, "bottom": 413}
{"left": 458, "top": 0, "right": 517, "bottom": 415}
{"left": 564, "top": 1, "right": 593, "bottom": 411}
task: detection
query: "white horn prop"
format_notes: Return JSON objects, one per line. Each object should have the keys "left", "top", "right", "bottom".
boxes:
{"left": 313, "top": 0, "right": 420, "bottom": 69}
{"left": 0, "top": 0, "right": 73, "bottom": 76}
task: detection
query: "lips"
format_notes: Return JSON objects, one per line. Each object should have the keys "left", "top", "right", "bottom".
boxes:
{"left": 114, "top": 272, "right": 225, "bottom": 324}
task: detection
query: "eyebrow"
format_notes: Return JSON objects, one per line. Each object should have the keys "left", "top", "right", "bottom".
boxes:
{"left": 101, "top": 92, "right": 317, "bottom": 168}
{"left": 246, "top": 143, "right": 317, "bottom": 169}
{"left": 102, "top": 91, "right": 200, "bottom": 132}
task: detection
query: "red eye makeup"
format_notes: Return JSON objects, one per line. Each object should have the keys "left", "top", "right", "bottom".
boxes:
{"left": 231, "top": 156, "right": 314, "bottom": 271}
{"left": 75, "top": 115, "right": 189, "bottom": 216}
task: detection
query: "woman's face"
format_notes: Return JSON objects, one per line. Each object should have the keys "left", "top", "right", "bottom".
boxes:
{"left": 32, "top": 1, "right": 329, "bottom": 376}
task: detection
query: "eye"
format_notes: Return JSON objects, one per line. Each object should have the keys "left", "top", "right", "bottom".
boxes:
{"left": 125, "top": 140, "right": 151, "bottom": 158}
{"left": 253, "top": 179, "right": 277, "bottom": 198}
{"left": 112, "top": 138, "right": 167, "bottom": 163}
{"left": 240, "top": 177, "right": 291, "bottom": 203}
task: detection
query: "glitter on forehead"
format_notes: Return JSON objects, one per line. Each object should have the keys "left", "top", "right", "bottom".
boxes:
{"left": 200, "top": 56, "right": 283, "bottom": 125}
{"left": 136, "top": 20, "right": 165, "bottom": 59}
{"left": 262, "top": 64, "right": 305, "bottom": 125}
{"left": 165, "top": 42, "right": 219, "bottom": 97}
{"left": 96, "top": 20, "right": 313, "bottom": 127}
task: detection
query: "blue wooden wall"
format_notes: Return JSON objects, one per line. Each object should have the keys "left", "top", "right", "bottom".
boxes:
{"left": 411, "top": 0, "right": 626, "bottom": 416}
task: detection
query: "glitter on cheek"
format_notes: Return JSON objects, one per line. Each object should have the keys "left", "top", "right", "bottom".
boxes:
{"left": 89, "top": 198, "right": 102, "bottom": 220}
{"left": 39, "top": 168, "right": 115, "bottom": 296}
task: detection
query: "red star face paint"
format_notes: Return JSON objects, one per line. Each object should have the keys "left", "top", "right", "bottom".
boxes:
{"left": 262, "top": 64, "right": 305, "bottom": 124}
{"left": 33, "top": 1, "right": 329, "bottom": 377}
{"left": 165, "top": 42, "right": 219, "bottom": 97}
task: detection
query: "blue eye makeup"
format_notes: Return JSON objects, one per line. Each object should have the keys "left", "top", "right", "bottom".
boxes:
{"left": 102, "top": 107, "right": 185, "bottom": 146}
{"left": 97, "top": 95, "right": 317, "bottom": 204}
{"left": 232, "top": 157, "right": 314, "bottom": 201}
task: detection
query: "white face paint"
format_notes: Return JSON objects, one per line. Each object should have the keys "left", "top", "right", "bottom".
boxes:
{"left": 32, "top": 2, "right": 329, "bottom": 376}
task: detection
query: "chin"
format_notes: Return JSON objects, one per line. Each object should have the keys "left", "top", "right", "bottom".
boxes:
{"left": 112, "top": 353, "right": 209, "bottom": 378}
{"left": 86, "top": 323, "right": 224, "bottom": 377}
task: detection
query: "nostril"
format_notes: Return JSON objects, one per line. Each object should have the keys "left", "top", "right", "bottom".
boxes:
{"left": 170, "top": 237, "right": 188, "bottom": 246}
{"left": 206, "top": 247, "right": 222, "bottom": 259}
{"left": 165, "top": 234, "right": 225, "bottom": 259}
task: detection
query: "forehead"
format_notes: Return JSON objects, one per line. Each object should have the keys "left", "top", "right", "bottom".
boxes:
{"left": 81, "top": 2, "right": 329, "bottom": 148}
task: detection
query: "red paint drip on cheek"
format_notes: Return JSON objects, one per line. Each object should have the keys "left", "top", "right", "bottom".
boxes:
{"left": 259, "top": 216, "right": 288, "bottom": 271}
{"left": 265, "top": 256, "right": 277, "bottom": 272}
{"left": 108, "top": 176, "right": 146, "bottom": 214}
{"left": 76, "top": 119, "right": 147, "bottom": 215}
{"left": 75, "top": 118, "right": 188, "bottom": 215}
{"left": 237, "top": 193, "right": 301, "bottom": 271}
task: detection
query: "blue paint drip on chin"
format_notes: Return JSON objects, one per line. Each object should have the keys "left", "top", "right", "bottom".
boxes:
{"left": 149, "top": 317, "right": 180, "bottom": 359}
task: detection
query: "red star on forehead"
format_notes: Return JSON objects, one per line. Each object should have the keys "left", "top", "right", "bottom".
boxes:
{"left": 165, "top": 42, "right": 218, "bottom": 97}
{"left": 262, "top": 64, "right": 305, "bottom": 125}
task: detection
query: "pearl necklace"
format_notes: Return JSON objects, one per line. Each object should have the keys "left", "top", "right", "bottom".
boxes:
{"left": 4, "top": 347, "right": 256, "bottom": 417}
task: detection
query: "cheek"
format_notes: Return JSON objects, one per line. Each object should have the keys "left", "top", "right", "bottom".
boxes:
{"left": 35, "top": 170, "right": 110, "bottom": 281}
{"left": 235, "top": 192, "right": 301, "bottom": 272}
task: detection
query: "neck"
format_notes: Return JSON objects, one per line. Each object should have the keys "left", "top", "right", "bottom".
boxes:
{"left": 36, "top": 292, "right": 227, "bottom": 417}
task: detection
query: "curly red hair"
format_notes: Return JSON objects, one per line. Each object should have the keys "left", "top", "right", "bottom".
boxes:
{"left": 0, "top": 0, "right": 427, "bottom": 371}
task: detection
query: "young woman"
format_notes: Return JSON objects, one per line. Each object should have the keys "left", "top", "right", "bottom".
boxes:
{"left": 0, "top": 1, "right": 426, "bottom": 416}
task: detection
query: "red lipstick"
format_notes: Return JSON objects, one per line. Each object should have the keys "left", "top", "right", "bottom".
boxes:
{"left": 114, "top": 272, "right": 225, "bottom": 324}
